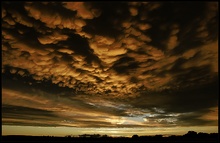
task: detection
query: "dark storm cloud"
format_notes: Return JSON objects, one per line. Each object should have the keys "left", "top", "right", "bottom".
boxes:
{"left": 130, "top": 78, "right": 218, "bottom": 126}
{"left": 2, "top": 2, "right": 218, "bottom": 128}
{"left": 2, "top": 104, "right": 57, "bottom": 120}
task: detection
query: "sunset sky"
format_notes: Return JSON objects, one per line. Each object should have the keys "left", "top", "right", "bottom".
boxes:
{"left": 2, "top": 2, "right": 218, "bottom": 137}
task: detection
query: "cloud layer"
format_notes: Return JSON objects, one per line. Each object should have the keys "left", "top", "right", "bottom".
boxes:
{"left": 2, "top": 2, "right": 218, "bottom": 130}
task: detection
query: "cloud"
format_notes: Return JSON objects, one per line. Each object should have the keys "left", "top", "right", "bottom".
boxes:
{"left": 199, "top": 107, "right": 218, "bottom": 122}
{"left": 181, "top": 41, "right": 218, "bottom": 73}
{"left": 2, "top": 75, "right": 218, "bottom": 128}
{"left": 167, "top": 35, "right": 178, "bottom": 50}
{"left": 129, "top": 7, "right": 138, "bottom": 16}
{"left": 7, "top": 8, "right": 34, "bottom": 27}
{"left": 24, "top": 2, "right": 79, "bottom": 30}
{"left": 38, "top": 32, "right": 69, "bottom": 45}
{"left": 58, "top": 48, "right": 74, "bottom": 54}
{"left": 137, "top": 23, "right": 152, "bottom": 31}
{"left": 62, "top": 2, "right": 101, "bottom": 19}
{"left": 2, "top": 7, "right": 7, "bottom": 18}
{"left": 3, "top": 15, "right": 16, "bottom": 26}
{"left": 2, "top": 2, "right": 218, "bottom": 130}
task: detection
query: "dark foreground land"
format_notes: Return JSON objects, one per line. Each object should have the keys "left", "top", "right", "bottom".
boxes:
{"left": 2, "top": 132, "right": 219, "bottom": 143}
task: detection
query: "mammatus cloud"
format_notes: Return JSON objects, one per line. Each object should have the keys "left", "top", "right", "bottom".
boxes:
{"left": 2, "top": 2, "right": 218, "bottom": 130}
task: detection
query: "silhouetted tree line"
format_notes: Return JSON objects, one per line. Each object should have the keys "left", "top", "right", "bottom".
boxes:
{"left": 2, "top": 131, "right": 219, "bottom": 143}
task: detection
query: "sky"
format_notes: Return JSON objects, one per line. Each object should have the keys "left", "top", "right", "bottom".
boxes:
{"left": 2, "top": 2, "right": 218, "bottom": 137}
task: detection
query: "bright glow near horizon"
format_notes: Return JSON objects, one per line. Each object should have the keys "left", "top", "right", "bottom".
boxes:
{"left": 2, "top": 125, "right": 218, "bottom": 137}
